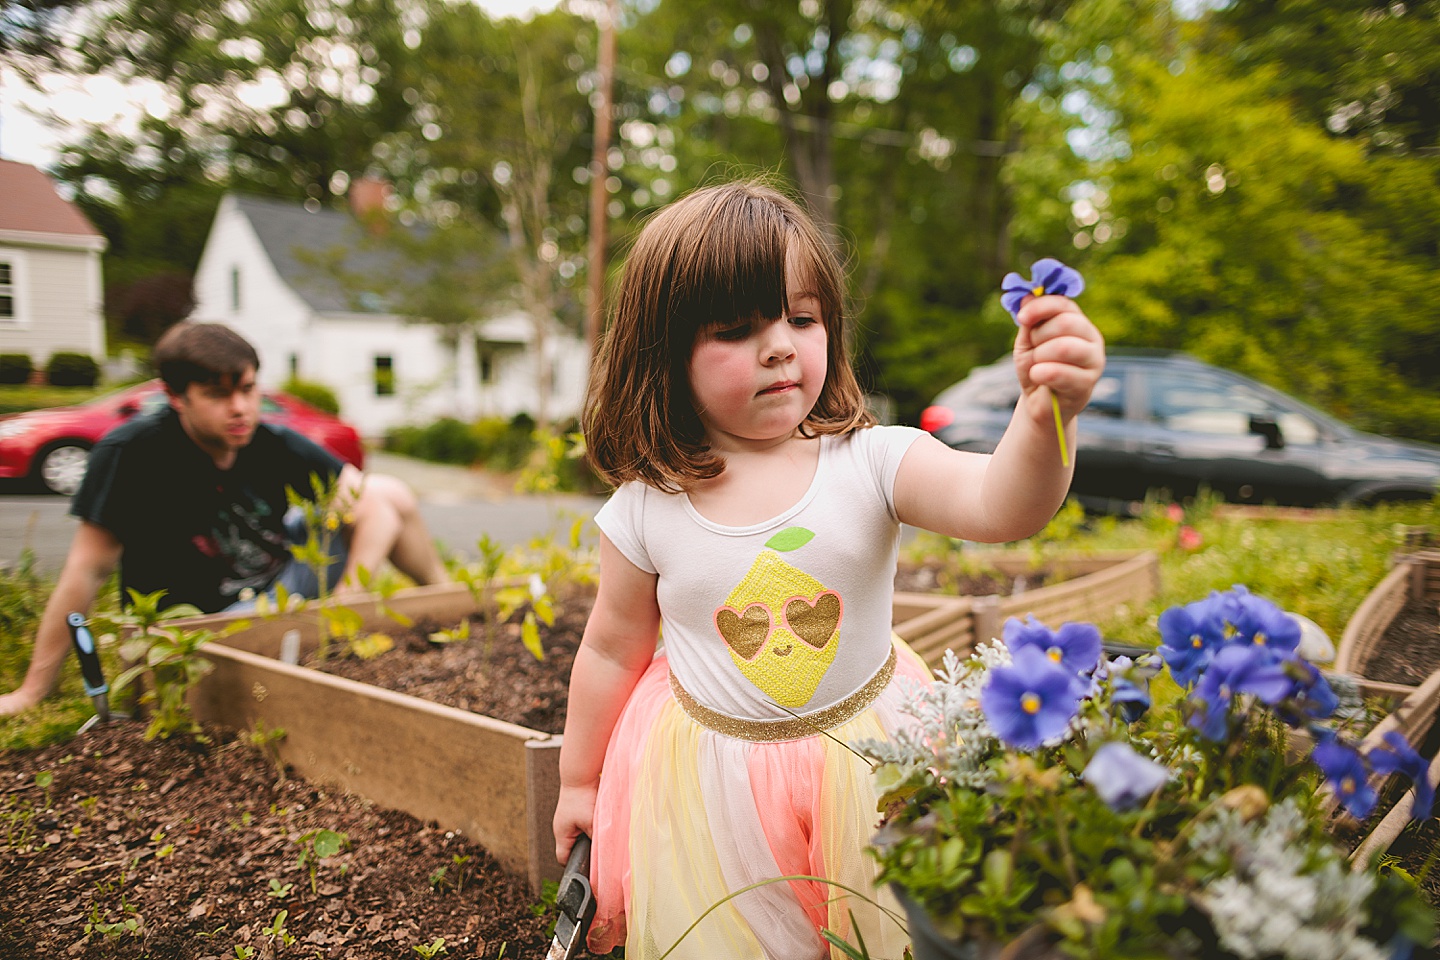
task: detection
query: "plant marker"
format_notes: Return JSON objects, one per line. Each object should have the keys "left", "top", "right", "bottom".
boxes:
{"left": 1000, "top": 258, "right": 1086, "bottom": 467}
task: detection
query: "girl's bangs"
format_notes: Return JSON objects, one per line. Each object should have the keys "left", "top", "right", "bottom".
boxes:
{"left": 674, "top": 196, "right": 794, "bottom": 333}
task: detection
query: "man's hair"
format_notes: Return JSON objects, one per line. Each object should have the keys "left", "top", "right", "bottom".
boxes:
{"left": 584, "top": 180, "right": 874, "bottom": 493}
{"left": 153, "top": 323, "right": 260, "bottom": 394}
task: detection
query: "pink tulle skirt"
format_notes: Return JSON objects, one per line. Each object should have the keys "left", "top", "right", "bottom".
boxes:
{"left": 588, "top": 638, "right": 931, "bottom": 960}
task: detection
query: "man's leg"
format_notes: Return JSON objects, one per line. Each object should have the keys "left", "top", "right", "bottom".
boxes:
{"left": 339, "top": 473, "right": 448, "bottom": 590}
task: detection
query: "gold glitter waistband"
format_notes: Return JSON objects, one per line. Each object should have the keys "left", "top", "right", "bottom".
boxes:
{"left": 668, "top": 645, "right": 897, "bottom": 743}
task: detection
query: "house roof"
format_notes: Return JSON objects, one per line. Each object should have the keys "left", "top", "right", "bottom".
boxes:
{"left": 0, "top": 160, "right": 104, "bottom": 238}
{"left": 232, "top": 193, "right": 416, "bottom": 315}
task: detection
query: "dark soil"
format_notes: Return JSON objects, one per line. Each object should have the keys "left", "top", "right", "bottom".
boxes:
{"left": 892, "top": 560, "right": 1050, "bottom": 597}
{"left": 314, "top": 590, "right": 595, "bottom": 735}
{"left": 0, "top": 723, "right": 552, "bottom": 959}
{"left": 1363, "top": 599, "right": 1440, "bottom": 687}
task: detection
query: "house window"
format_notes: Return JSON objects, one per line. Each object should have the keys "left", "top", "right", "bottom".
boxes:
{"left": 374, "top": 355, "right": 395, "bottom": 396}
{"left": 231, "top": 267, "right": 241, "bottom": 311}
{"left": 478, "top": 345, "right": 495, "bottom": 385}
{"left": 288, "top": 353, "right": 299, "bottom": 378}
{"left": 0, "top": 261, "right": 14, "bottom": 320}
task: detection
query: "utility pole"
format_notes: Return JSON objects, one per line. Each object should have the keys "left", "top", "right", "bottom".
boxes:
{"left": 584, "top": 0, "right": 617, "bottom": 364}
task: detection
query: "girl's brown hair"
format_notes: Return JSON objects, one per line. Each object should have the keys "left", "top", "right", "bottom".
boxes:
{"left": 585, "top": 180, "right": 874, "bottom": 492}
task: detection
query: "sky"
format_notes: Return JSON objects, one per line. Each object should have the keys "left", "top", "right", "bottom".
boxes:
{"left": 0, "top": 0, "right": 561, "bottom": 170}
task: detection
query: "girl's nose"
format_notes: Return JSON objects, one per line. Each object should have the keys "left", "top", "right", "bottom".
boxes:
{"left": 761, "top": 321, "right": 796, "bottom": 363}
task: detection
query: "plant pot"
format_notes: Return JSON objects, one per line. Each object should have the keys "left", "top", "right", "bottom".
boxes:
{"left": 1335, "top": 549, "right": 1440, "bottom": 692}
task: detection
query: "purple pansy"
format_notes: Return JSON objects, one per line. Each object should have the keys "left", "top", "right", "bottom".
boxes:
{"left": 981, "top": 645, "right": 1087, "bottom": 751}
{"left": 1000, "top": 258, "right": 1085, "bottom": 320}
{"left": 1287, "top": 659, "right": 1339, "bottom": 721}
{"left": 1188, "top": 644, "right": 1294, "bottom": 741}
{"left": 1003, "top": 615, "right": 1103, "bottom": 676}
{"left": 1083, "top": 742, "right": 1171, "bottom": 810}
{"left": 1107, "top": 655, "right": 1155, "bottom": 724}
{"left": 1368, "top": 731, "right": 1436, "bottom": 822}
{"left": 1158, "top": 596, "right": 1226, "bottom": 687}
{"left": 1221, "top": 587, "right": 1302, "bottom": 654}
{"left": 1312, "top": 739, "right": 1378, "bottom": 820}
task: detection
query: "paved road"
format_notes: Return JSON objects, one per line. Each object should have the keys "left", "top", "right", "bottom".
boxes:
{"left": 0, "top": 451, "right": 608, "bottom": 575}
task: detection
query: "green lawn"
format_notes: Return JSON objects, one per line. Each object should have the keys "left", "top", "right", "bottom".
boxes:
{"left": 0, "top": 384, "right": 111, "bottom": 415}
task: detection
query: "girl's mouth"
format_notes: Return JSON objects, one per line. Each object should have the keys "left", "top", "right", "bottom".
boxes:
{"left": 758, "top": 380, "right": 798, "bottom": 396}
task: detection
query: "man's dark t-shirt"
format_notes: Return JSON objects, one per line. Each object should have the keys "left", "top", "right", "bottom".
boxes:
{"left": 70, "top": 407, "right": 344, "bottom": 613}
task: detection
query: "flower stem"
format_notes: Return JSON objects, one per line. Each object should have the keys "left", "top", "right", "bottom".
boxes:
{"left": 1049, "top": 793, "right": 1079, "bottom": 888}
{"left": 1051, "top": 393, "right": 1070, "bottom": 467}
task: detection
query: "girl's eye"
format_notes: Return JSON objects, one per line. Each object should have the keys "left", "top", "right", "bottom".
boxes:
{"left": 789, "top": 315, "right": 818, "bottom": 327}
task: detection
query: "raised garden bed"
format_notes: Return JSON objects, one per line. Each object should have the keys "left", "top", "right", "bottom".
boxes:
{"left": 1336, "top": 549, "right": 1440, "bottom": 691}
{"left": 132, "top": 550, "right": 1157, "bottom": 903}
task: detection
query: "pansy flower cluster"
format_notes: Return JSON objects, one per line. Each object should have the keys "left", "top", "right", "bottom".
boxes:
{"left": 862, "top": 586, "right": 1438, "bottom": 959}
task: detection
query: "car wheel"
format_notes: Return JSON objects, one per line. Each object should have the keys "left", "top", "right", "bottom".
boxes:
{"left": 37, "top": 443, "right": 91, "bottom": 496}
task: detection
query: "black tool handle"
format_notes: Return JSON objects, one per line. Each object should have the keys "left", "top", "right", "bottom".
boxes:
{"left": 556, "top": 833, "right": 595, "bottom": 955}
{"left": 66, "top": 612, "right": 108, "bottom": 697}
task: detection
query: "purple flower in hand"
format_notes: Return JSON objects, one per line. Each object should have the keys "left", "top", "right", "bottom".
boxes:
{"left": 1004, "top": 615, "right": 1103, "bottom": 676}
{"left": 1312, "top": 739, "right": 1377, "bottom": 820}
{"left": 981, "top": 645, "right": 1087, "bottom": 751}
{"left": 1001, "top": 258, "right": 1085, "bottom": 321}
{"left": 1083, "top": 742, "right": 1170, "bottom": 810}
{"left": 1368, "top": 731, "right": 1436, "bottom": 822}
{"left": 1188, "top": 644, "right": 1294, "bottom": 741}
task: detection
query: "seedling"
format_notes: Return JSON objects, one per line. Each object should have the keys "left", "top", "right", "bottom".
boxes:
{"left": 78, "top": 795, "right": 99, "bottom": 819}
{"left": 428, "top": 853, "right": 473, "bottom": 894}
{"left": 34, "top": 771, "right": 53, "bottom": 808}
{"left": 245, "top": 720, "right": 289, "bottom": 784}
{"left": 267, "top": 878, "right": 294, "bottom": 899}
{"left": 413, "top": 937, "right": 449, "bottom": 959}
{"left": 233, "top": 945, "right": 256, "bottom": 959}
{"left": 295, "top": 827, "right": 349, "bottom": 894}
{"left": 262, "top": 909, "right": 296, "bottom": 947}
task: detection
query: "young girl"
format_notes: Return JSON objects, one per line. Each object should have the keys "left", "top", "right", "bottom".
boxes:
{"left": 554, "top": 181, "right": 1105, "bottom": 959}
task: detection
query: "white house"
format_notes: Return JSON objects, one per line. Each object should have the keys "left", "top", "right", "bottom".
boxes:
{"left": 0, "top": 160, "right": 107, "bottom": 367}
{"left": 189, "top": 190, "right": 587, "bottom": 437}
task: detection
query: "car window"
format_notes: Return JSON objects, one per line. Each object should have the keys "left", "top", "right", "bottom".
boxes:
{"left": 1144, "top": 371, "right": 1270, "bottom": 435}
{"left": 952, "top": 371, "right": 1022, "bottom": 411}
{"left": 1084, "top": 375, "right": 1124, "bottom": 418}
{"left": 1276, "top": 411, "right": 1319, "bottom": 446}
{"left": 139, "top": 392, "right": 170, "bottom": 415}
{"left": 261, "top": 396, "right": 285, "bottom": 415}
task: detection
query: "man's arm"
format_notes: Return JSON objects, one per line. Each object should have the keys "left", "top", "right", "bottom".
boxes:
{"left": 0, "top": 522, "right": 123, "bottom": 716}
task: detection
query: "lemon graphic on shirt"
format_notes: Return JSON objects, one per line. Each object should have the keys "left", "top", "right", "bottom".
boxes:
{"left": 712, "top": 526, "right": 842, "bottom": 707}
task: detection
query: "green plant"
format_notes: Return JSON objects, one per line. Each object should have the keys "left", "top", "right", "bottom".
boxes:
{"left": 34, "top": 770, "right": 53, "bottom": 808}
{"left": 281, "top": 377, "right": 341, "bottom": 414}
{"left": 428, "top": 853, "right": 473, "bottom": 894}
{"left": 861, "top": 588, "right": 1437, "bottom": 958}
{"left": 295, "top": 827, "right": 349, "bottom": 895}
{"left": 103, "top": 590, "right": 221, "bottom": 741}
{"left": 514, "top": 427, "right": 599, "bottom": 494}
{"left": 244, "top": 719, "right": 289, "bottom": 783}
{"left": 45, "top": 351, "right": 100, "bottom": 387}
{"left": 232, "top": 944, "right": 256, "bottom": 959}
{"left": 0, "top": 353, "right": 32, "bottom": 384}
{"left": 262, "top": 909, "right": 296, "bottom": 947}
{"left": 413, "top": 937, "right": 449, "bottom": 958}
{"left": 449, "top": 534, "right": 555, "bottom": 660}
{"left": 266, "top": 877, "right": 293, "bottom": 899}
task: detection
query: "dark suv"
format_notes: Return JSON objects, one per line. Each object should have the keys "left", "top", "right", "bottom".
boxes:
{"left": 919, "top": 350, "right": 1440, "bottom": 511}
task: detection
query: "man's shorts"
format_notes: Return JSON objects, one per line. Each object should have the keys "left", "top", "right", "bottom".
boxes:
{"left": 222, "top": 508, "right": 350, "bottom": 613}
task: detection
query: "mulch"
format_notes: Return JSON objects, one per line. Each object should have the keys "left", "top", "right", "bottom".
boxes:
{"left": 1361, "top": 599, "right": 1440, "bottom": 687}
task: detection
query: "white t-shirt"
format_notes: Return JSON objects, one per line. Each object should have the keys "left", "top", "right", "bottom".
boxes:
{"left": 595, "top": 425, "right": 925, "bottom": 722}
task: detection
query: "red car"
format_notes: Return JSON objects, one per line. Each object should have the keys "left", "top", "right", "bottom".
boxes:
{"left": 0, "top": 380, "right": 365, "bottom": 496}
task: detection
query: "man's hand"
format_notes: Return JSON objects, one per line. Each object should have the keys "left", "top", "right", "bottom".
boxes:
{"left": 1012, "top": 294, "right": 1106, "bottom": 427}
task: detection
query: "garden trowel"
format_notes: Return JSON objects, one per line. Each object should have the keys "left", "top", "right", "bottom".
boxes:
{"left": 67, "top": 612, "right": 114, "bottom": 731}
{"left": 545, "top": 833, "right": 595, "bottom": 960}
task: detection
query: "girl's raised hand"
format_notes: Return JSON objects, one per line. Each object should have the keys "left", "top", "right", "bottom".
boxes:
{"left": 1011, "top": 294, "right": 1105, "bottom": 430}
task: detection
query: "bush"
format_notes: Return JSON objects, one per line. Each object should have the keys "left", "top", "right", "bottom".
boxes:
{"left": 282, "top": 378, "right": 341, "bottom": 415}
{"left": 385, "top": 417, "right": 481, "bottom": 465}
{"left": 45, "top": 352, "right": 100, "bottom": 387}
{"left": 0, "top": 354, "right": 32, "bottom": 385}
{"left": 471, "top": 416, "right": 536, "bottom": 471}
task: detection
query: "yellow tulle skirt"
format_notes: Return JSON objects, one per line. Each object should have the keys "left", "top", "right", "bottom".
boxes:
{"left": 588, "top": 638, "right": 931, "bottom": 960}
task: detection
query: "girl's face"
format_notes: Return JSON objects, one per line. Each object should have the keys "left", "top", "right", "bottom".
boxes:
{"left": 686, "top": 257, "right": 828, "bottom": 450}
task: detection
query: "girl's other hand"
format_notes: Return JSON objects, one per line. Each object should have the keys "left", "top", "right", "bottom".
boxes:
{"left": 554, "top": 780, "right": 599, "bottom": 864}
{"left": 1011, "top": 294, "right": 1106, "bottom": 426}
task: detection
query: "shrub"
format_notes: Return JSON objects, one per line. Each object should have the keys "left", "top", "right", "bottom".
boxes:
{"left": 281, "top": 378, "right": 341, "bottom": 415}
{"left": 0, "top": 354, "right": 32, "bottom": 384}
{"left": 45, "top": 352, "right": 100, "bottom": 387}
{"left": 385, "top": 417, "right": 481, "bottom": 465}
{"left": 471, "top": 416, "right": 535, "bottom": 471}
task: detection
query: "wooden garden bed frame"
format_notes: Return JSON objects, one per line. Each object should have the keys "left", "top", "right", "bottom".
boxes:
{"left": 178, "top": 550, "right": 1159, "bottom": 893}
{"left": 1334, "top": 549, "right": 1440, "bottom": 692}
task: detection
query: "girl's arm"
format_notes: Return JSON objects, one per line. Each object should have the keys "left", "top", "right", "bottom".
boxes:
{"left": 894, "top": 295, "right": 1105, "bottom": 542}
{"left": 553, "top": 532, "right": 661, "bottom": 863}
